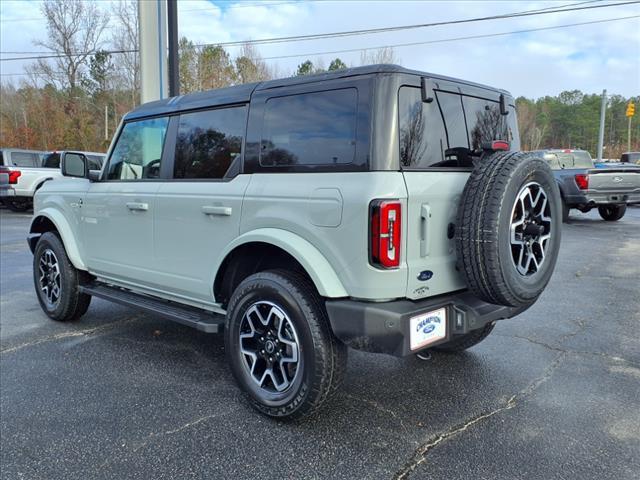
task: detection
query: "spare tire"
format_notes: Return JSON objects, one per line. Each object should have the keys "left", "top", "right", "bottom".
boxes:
{"left": 455, "top": 151, "right": 561, "bottom": 308}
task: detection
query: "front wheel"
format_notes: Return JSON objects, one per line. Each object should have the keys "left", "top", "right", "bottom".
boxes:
{"left": 225, "top": 270, "right": 347, "bottom": 420}
{"left": 33, "top": 232, "right": 91, "bottom": 321}
{"left": 598, "top": 204, "right": 626, "bottom": 221}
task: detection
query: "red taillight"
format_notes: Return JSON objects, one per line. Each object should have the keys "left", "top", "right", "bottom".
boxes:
{"left": 0, "top": 167, "right": 21, "bottom": 184}
{"left": 575, "top": 173, "right": 589, "bottom": 190}
{"left": 370, "top": 200, "right": 402, "bottom": 269}
{"left": 491, "top": 140, "right": 510, "bottom": 151}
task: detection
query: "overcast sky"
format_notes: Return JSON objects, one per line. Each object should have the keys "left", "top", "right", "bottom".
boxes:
{"left": 1, "top": 0, "right": 638, "bottom": 98}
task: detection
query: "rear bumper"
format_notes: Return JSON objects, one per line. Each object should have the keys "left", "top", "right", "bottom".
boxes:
{"left": 325, "top": 291, "right": 526, "bottom": 357}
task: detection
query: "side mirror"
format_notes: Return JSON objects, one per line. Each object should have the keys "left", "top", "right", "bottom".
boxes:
{"left": 61, "top": 152, "right": 88, "bottom": 178}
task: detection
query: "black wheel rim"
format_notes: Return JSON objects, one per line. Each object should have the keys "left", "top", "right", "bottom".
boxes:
{"left": 510, "top": 182, "right": 552, "bottom": 276}
{"left": 38, "top": 249, "right": 61, "bottom": 308}
{"left": 239, "top": 301, "right": 301, "bottom": 393}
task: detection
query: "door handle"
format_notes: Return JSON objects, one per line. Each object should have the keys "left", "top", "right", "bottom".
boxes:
{"left": 420, "top": 204, "right": 431, "bottom": 257}
{"left": 126, "top": 202, "right": 148, "bottom": 211}
{"left": 202, "top": 205, "right": 232, "bottom": 216}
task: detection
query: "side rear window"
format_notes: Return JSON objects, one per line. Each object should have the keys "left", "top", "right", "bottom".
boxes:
{"left": 174, "top": 105, "right": 246, "bottom": 179}
{"left": 107, "top": 117, "right": 169, "bottom": 180}
{"left": 462, "top": 96, "right": 511, "bottom": 150}
{"left": 43, "top": 153, "right": 60, "bottom": 168}
{"left": 261, "top": 88, "right": 357, "bottom": 166}
{"left": 11, "top": 152, "right": 38, "bottom": 167}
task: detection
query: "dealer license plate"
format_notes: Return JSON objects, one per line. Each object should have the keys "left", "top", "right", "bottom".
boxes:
{"left": 410, "top": 308, "right": 447, "bottom": 351}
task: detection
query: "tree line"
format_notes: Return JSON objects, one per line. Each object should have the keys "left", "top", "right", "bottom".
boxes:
{"left": 0, "top": 0, "right": 637, "bottom": 159}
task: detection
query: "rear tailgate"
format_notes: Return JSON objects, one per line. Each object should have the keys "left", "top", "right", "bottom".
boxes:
{"left": 403, "top": 172, "right": 468, "bottom": 300}
{"left": 587, "top": 168, "right": 640, "bottom": 194}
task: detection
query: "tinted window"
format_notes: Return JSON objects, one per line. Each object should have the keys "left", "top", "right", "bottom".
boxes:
{"left": 399, "top": 87, "right": 471, "bottom": 168}
{"left": 174, "top": 106, "right": 245, "bottom": 179}
{"left": 107, "top": 117, "right": 169, "bottom": 180}
{"left": 11, "top": 152, "right": 37, "bottom": 167}
{"left": 462, "top": 96, "right": 511, "bottom": 150}
{"left": 42, "top": 152, "right": 60, "bottom": 168}
{"left": 261, "top": 89, "right": 357, "bottom": 166}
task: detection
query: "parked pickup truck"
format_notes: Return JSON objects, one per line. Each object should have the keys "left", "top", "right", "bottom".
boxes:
{"left": 29, "top": 65, "right": 562, "bottom": 419}
{"left": 532, "top": 149, "right": 640, "bottom": 222}
{"left": 0, "top": 149, "right": 104, "bottom": 212}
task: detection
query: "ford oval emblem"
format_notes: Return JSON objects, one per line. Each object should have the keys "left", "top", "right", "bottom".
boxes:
{"left": 612, "top": 176, "right": 623, "bottom": 183}
{"left": 418, "top": 270, "right": 433, "bottom": 281}
{"left": 423, "top": 324, "right": 436, "bottom": 334}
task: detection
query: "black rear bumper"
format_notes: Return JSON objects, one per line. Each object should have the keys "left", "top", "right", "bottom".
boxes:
{"left": 325, "top": 291, "right": 526, "bottom": 357}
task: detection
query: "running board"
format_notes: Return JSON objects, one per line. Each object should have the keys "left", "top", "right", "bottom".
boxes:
{"left": 79, "top": 283, "right": 225, "bottom": 333}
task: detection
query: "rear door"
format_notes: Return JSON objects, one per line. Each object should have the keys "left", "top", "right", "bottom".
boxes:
{"left": 399, "top": 80, "right": 519, "bottom": 300}
{"left": 153, "top": 105, "right": 250, "bottom": 304}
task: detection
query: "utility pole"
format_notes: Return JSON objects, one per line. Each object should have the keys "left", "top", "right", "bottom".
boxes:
{"left": 138, "top": 0, "right": 168, "bottom": 103}
{"left": 597, "top": 89, "right": 606, "bottom": 162}
{"left": 167, "top": 0, "right": 179, "bottom": 97}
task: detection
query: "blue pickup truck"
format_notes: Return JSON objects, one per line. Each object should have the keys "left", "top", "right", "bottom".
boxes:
{"left": 532, "top": 149, "right": 640, "bottom": 222}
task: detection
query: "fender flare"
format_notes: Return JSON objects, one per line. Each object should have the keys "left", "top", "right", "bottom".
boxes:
{"left": 30, "top": 209, "right": 86, "bottom": 271}
{"left": 213, "top": 228, "right": 348, "bottom": 298}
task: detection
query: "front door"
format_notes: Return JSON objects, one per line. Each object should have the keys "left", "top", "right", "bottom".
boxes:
{"left": 82, "top": 116, "right": 170, "bottom": 289}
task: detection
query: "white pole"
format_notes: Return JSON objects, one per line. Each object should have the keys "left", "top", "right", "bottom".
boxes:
{"left": 138, "top": 0, "right": 168, "bottom": 104}
{"left": 596, "top": 89, "right": 606, "bottom": 161}
{"left": 104, "top": 105, "right": 108, "bottom": 141}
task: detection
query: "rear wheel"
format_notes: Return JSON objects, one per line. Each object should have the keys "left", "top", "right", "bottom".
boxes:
{"left": 225, "top": 270, "right": 347, "bottom": 420}
{"left": 433, "top": 322, "right": 495, "bottom": 353}
{"left": 598, "top": 204, "right": 626, "bottom": 221}
{"left": 33, "top": 232, "right": 91, "bottom": 321}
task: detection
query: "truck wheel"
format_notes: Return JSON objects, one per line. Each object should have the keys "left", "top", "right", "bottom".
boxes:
{"left": 456, "top": 151, "right": 562, "bottom": 308}
{"left": 561, "top": 198, "right": 570, "bottom": 223}
{"left": 33, "top": 232, "right": 91, "bottom": 321}
{"left": 433, "top": 322, "right": 495, "bottom": 353}
{"left": 598, "top": 204, "right": 626, "bottom": 221}
{"left": 225, "top": 269, "right": 347, "bottom": 420}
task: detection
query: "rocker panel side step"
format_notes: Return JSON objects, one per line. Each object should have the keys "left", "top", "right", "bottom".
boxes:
{"left": 79, "top": 283, "right": 225, "bottom": 333}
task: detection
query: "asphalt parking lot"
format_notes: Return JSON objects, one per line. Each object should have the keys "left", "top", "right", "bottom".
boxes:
{"left": 1, "top": 206, "right": 639, "bottom": 480}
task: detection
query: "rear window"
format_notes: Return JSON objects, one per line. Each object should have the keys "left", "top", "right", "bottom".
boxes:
{"left": 572, "top": 151, "right": 593, "bottom": 168}
{"left": 42, "top": 152, "right": 60, "bottom": 168}
{"left": 398, "top": 86, "right": 519, "bottom": 169}
{"left": 261, "top": 88, "right": 357, "bottom": 166}
{"left": 174, "top": 106, "right": 246, "bottom": 179}
{"left": 10, "top": 152, "right": 38, "bottom": 167}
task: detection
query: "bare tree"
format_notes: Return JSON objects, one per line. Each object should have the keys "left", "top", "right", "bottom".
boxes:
{"left": 111, "top": 0, "right": 139, "bottom": 105}
{"left": 31, "top": 0, "right": 110, "bottom": 91}
{"left": 359, "top": 47, "right": 399, "bottom": 66}
{"left": 235, "top": 43, "right": 273, "bottom": 84}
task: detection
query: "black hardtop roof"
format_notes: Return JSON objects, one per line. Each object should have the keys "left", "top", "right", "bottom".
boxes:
{"left": 125, "top": 64, "right": 511, "bottom": 120}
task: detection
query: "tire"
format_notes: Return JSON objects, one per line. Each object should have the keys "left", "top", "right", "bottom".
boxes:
{"left": 598, "top": 204, "right": 626, "bottom": 221}
{"left": 455, "top": 151, "right": 562, "bottom": 308}
{"left": 225, "top": 270, "right": 347, "bottom": 420}
{"left": 433, "top": 322, "right": 495, "bottom": 353}
{"left": 33, "top": 232, "right": 91, "bottom": 321}
{"left": 561, "top": 198, "right": 570, "bottom": 223}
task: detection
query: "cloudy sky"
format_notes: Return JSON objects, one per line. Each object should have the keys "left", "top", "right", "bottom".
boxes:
{"left": 1, "top": 0, "right": 638, "bottom": 98}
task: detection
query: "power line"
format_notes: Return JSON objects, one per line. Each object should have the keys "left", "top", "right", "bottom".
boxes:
{"left": 260, "top": 15, "right": 640, "bottom": 60}
{"left": 1, "top": 0, "right": 636, "bottom": 61}
{"left": 1, "top": 14, "right": 636, "bottom": 78}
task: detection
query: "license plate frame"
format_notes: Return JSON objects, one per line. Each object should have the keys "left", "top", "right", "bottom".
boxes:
{"left": 409, "top": 307, "right": 447, "bottom": 351}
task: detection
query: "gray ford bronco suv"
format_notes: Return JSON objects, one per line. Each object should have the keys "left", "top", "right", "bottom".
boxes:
{"left": 29, "top": 65, "right": 561, "bottom": 419}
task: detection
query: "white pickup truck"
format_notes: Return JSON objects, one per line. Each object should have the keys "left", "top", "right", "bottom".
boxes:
{"left": 0, "top": 149, "right": 104, "bottom": 212}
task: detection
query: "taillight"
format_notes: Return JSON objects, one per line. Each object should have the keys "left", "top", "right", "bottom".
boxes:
{"left": 575, "top": 173, "right": 589, "bottom": 190}
{"left": 0, "top": 167, "right": 21, "bottom": 184}
{"left": 370, "top": 200, "right": 402, "bottom": 269}
{"left": 490, "top": 140, "right": 510, "bottom": 151}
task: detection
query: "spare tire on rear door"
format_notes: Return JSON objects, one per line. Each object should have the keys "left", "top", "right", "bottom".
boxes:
{"left": 455, "top": 151, "right": 561, "bottom": 308}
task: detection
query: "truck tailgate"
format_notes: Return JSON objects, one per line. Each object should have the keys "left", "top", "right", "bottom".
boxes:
{"left": 588, "top": 168, "right": 640, "bottom": 193}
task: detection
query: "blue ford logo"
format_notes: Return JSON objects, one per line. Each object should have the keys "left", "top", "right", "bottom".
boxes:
{"left": 422, "top": 324, "right": 436, "bottom": 334}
